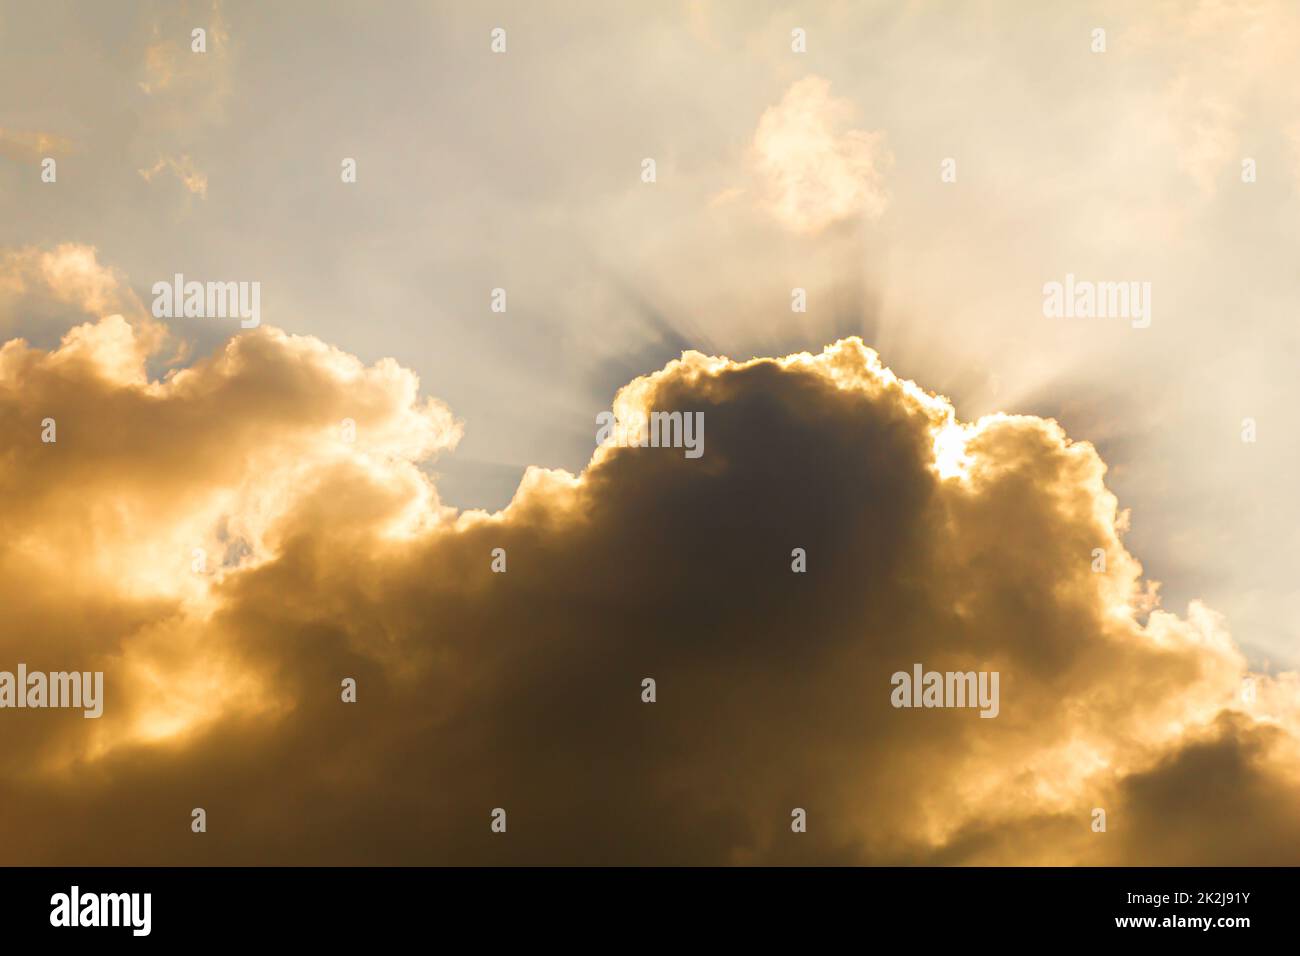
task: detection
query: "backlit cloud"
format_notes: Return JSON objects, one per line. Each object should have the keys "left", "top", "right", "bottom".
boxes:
{"left": 1, "top": 250, "right": 1296, "bottom": 864}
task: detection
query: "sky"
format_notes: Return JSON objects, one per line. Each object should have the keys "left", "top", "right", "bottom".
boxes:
{"left": 1, "top": 0, "right": 1299, "bottom": 865}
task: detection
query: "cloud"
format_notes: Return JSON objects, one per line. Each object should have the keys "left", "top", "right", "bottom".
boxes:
{"left": 0, "top": 245, "right": 182, "bottom": 368}
{"left": 1126, "top": 0, "right": 1300, "bottom": 197}
{"left": 0, "top": 252, "right": 1297, "bottom": 863}
{"left": 0, "top": 128, "right": 73, "bottom": 163}
{"left": 0, "top": 302, "right": 461, "bottom": 784}
{"left": 136, "top": 0, "right": 232, "bottom": 126}
{"left": 750, "top": 76, "right": 891, "bottom": 234}
{"left": 138, "top": 154, "right": 209, "bottom": 198}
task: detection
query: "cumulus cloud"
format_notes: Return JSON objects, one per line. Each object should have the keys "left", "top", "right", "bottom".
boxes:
{"left": 0, "top": 244, "right": 181, "bottom": 364}
{"left": 0, "top": 252, "right": 1297, "bottom": 864}
{"left": 0, "top": 244, "right": 131, "bottom": 316}
{"left": 750, "top": 75, "right": 891, "bottom": 234}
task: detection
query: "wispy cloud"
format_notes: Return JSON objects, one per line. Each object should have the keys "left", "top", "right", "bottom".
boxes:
{"left": 138, "top": 154, "right": 209, "bottom": 198}
{"left": 750, "top": 76, "right": 891, "bottom": 234}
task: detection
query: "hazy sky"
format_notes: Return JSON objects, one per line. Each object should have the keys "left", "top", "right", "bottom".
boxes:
{"left": 1, "top": 0, "right": 1299, "bottom": 864}
{"left": 4, "top": 0, "right": 1297, "bottom": 669}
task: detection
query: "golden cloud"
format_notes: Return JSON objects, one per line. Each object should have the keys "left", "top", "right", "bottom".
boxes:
{"left": 0, "top": 254, "right": 1296, "bottom": 863}
{"left": 138, "top": 155, "right": 209, "bottom": 199}
{"left": 0, "top": 128, "right": 73, "bottom": 164}
{"left": 136, "top": 0, "right": 233, "bottom": 131}
{"left": 750, "top": 75, "right": 891, "bottom": 234}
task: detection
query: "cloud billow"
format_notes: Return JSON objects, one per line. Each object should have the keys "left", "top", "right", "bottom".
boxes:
{"left": 0, "top": 279, "right": 1296, "bottom": 863}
